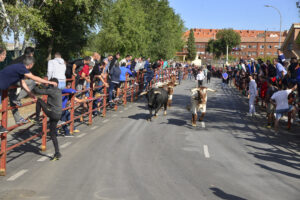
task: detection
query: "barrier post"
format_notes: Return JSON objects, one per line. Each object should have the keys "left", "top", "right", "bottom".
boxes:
{"left": 70, "top": 76, "right": 75, "bottom": 134}
{"left": 0, "top": 90, "right": 8, "bottom": 176}
{"left": 123, "top": 75, "right": 128, "bottom": 106}
{"left": 88, "top": 80, "right": 93, "bottom": 125}
{"left": 102, "top": 77, "right": 107, "bottom": 117}
{"left": 41, "top": 93, "right": 48, "bottom": 152}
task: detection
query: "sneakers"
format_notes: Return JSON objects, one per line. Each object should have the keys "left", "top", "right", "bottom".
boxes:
{"left": 12, "top": 100, "right": 22, "bottom": 107}
{"left": 50, "top": 152, "right": 62, "bottom": 161}
{"left": 29, "top": 118, "right": 41, "bottom": 125}
{"left": 73, "top": 129, "right": 80, "bottom": 133}
{"left": 0, "top": 126, "right": 8, "bottom": 134}
{"left": 16, "top": 118, "right": 28, "bottom": 125}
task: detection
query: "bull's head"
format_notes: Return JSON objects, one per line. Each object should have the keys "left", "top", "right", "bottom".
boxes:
{"left": 140, "top": 90, "right": 161, "bottom": 107}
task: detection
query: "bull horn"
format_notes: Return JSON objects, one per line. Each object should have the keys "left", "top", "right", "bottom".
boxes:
{"left": 154, "top": 91, "right": 161, "bottom": 94}
{"left": 139, "top": 91, "right": 148, "bottom": 96}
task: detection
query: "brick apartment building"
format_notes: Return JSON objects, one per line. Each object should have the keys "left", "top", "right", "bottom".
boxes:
{"left": 177, "top": 29, "right": 287, "bottom": 61}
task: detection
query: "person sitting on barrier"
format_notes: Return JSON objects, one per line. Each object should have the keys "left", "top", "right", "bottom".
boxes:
{"left": 30, "top": 78, "right": 62, "bottom": 161}
{"left": 60, "top": 82, "right": 86, "bottom": 137}
{"left": 8, "top": 47, "right": 36, "bottom": 124}
{"left": 0, "top": 57, "right": 57, "bottom": 131}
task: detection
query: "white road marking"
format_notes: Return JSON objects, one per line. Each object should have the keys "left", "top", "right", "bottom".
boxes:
{"left": 120, "top": 111, "right": 123, "bottom": 113}
{"left": 91, "top": 126, "right": 98, "bottom": 130}
{"left": 103, "top": 119, "right": 109, "bottom": 123}
{"left": 7, "top": 169, "right": 28, "bottom": 181}
{"left": 37, "top": 154, "right": 52, "bottom": 162}
{"left": 203, "top": 145, "right": 210, "bottom": 158}
{"left": 201, "top": 122, "right": 205, "bottom": 128}
{"left": 60, "top": 142, "right": 72, "bottom": 149}
{"left": 77, "top": 133, "right": 87, "bottom": 138}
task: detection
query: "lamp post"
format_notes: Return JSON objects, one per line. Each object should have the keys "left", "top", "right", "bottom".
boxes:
{"left": 265, "top": 5, "right": 282, "bottom": 49}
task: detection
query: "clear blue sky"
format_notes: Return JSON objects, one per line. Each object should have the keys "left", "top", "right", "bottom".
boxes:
{"left": 169, "top": 0, "right": 299, "bottom": 31}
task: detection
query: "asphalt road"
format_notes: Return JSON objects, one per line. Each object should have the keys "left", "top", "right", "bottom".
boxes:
{"left": 0, "top": 78, "right": 299, "bottom": 200}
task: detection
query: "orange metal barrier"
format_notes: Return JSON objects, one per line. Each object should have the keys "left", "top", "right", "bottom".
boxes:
{"left": 0, "top": 67, "right": 182, "bottom": 176}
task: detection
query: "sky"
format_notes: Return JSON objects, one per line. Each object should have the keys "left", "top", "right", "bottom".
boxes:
{"left": 169, "top": 0, "right": 299, "bottom": 31}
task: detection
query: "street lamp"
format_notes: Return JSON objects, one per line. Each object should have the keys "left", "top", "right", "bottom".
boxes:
{"left": 264, "top": 5, "right": 282, "bottom": 49}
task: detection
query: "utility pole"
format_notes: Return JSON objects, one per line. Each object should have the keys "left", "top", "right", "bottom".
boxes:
{"left": 265, "top": 5, "right": 282, "bottom": 48}
{"left": 226, "top": 44, "right": 229, "bottom": 65}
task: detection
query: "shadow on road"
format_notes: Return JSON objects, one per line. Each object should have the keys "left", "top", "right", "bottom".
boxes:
{"left": 210, "top": 187, "right": 248, "bottom": 200}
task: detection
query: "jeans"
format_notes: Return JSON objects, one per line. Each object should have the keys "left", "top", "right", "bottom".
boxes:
{"left": 85, "top": 82, "right": 90, "bottom": 97}
{"left": 58, "top": 81, "right": 66, "bottom": 90}
{"left": 9, "top": 79, "right": 36, "bottom": 122}
{"left": 188, "top": 73, "right": 192, "bottom": 80}
{"left": 108, "top": 82, "right": 119, "bottom": 101}
{"left": 61, "top": 110, "right": 70, "bottom": 134}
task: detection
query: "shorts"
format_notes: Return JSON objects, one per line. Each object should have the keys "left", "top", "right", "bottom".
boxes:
{"left": 266, "top": 103, "right": 275, "bottom": 114}
{"left": 275, "top": 105, "right": 294, "bottom": 120}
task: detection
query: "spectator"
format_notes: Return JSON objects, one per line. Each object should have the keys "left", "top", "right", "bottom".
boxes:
{"left": 207, "top": 70, "right": 211, "bottom": 84}
{"left": 271, "top": 84, "right": 298, "bottom": 134}
{"left": 47, "top": 52, "right": 66, "bottom": 89}
{"left": 274, "top": 58, "right": 287, "bottom": 79}
{"left": 91, "top": 61, "right": 109, "bottom": 94}
{"left": 10, "top": 46, "right": 34, "bottom": 65}
{"left": 267, "top": 60, "right": 277, "bottom": 78}
{"left": 248, "top": 75, "right": 258, "bottom": 117}
{"left": 287, "top": 57, "right": 298, "bottom": 85}
{"left": 120, "top": 55, "right": 132, "bottom": 66}
{"left": 265, "top": 79, "right": 278, "bottom": 128}
{"left": 30, "top": 78, "right": 62, "bottom": 160}
{"left": 187, "top": 67, "right": 192, "bottom": 80}
{"left": 222, "top": 70, "right": 228, "bottom": 88}
{"left": 108, "top": 61, "right": 121, "bottom": 107}
{"left": 90, "top": 52, "right": 101, "bottom": 68}
{"left": 0, "top": 57, "right": 57, "bottom": 126}
{"left": 108, "top": 53, "right": 120, "bottom": 72}
{"left": 72, "top": 56, "right": 91, "bottom": 86}
{"left": 196, "top": 69, "right": 205, "bottom": 87}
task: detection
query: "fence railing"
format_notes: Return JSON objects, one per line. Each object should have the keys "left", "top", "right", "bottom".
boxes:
{"left": 0, "top": 67, "right": 187, "bottom": 176}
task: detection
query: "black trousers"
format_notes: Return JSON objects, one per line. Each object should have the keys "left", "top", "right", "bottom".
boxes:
{"left": 207, "top": 76, "right": 211, "bottom": 83}
{"left": 198, "top": 80, "right": 203, "bottom": 87}
{"left": 36, "top": 98, "right": 61, "bottom": 154}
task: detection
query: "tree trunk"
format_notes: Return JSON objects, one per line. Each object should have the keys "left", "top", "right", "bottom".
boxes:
{"left": 47, "top": 38, "right": 54, "bottom": 61}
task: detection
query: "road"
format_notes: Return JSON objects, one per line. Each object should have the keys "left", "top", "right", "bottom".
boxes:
{"left": 0, "top": 78, "right": 299, "bottom": 200}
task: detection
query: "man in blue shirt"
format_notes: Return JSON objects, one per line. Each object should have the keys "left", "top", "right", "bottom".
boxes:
{"left": 0, "top": 57, "right": 57, "bottom": 133}
{"left": 274, "top": 58, "right": 287, "bottom": 79}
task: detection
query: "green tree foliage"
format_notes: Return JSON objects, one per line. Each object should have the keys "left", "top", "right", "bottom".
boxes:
{"left": 186, "top": 29, "right": 196, "bottom": 61}
{"left": 87, "top": 0, "right": 184, "bottom": 60}
{"left": 31, "top": 0, "right": 110, "bottom": 76}
{"left": 205, "top": 29, "right": 241, "bottom": 58}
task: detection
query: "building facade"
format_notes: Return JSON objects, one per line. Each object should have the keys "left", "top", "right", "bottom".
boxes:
{"left": 177, "top": 29, "right": 287, "bottom": 61}
{"left": 282, "top": 23, "right": 300, "bottom": 59}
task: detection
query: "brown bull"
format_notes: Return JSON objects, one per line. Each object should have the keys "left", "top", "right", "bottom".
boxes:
{"left": 187, "top": 87, "right": 216, "bottom": 127}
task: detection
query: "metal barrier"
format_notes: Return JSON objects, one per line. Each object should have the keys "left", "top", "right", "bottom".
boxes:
{"left": 0, "top": 67, "right": 184, "bottom": 176}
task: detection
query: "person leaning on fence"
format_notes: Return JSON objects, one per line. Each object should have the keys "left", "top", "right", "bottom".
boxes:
{"left": 271, "top": 84, "right": 298, "bottom": 134}
{"left": 30, "top": 78, "right": 62, "bottom": 161}
{"left": 71, "top": 56, "right": 91, "bottom": 86}
{"left": 0, "top": 56, "right": 57, "bottom": 133}
{"left": 108, "top": 61, "right": 121, "bottom": 107}
{"left": 47, "top": 52, "right": 66, "bottom": 90}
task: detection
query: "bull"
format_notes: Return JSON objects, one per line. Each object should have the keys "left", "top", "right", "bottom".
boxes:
{"left": 187, "top": 87, "right": 216, "bottom": 127}
{"left": 140, "top": 87, "right": 168, "bottom": 121}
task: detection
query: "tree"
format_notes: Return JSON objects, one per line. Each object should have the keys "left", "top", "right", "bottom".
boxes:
{"left": 186, "top": 29, "right": 196, "bottom": 61}
{"left": 87, "top": 0, "right": 184, "bottom": 60}
{"left": 216, "top": 29, "right": 241, "bottom": 55}
{"left": 0, "top": 0, "right": 51, "bottom": 56}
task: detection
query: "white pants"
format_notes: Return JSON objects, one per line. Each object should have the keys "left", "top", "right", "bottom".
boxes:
{"left": 249, "top": 95, "right": 256, "bottom": 114}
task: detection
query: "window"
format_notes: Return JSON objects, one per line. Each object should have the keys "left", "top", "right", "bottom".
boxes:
{"left": 274, "top": 45, "right": 279, "bottom": 49}
{"left": 231, "top": 52, "right": 235, "bottom": 55}
{"left": 252, "top": 52, "right": 257, "bottom": 56}
{"left": 268, "top": 45, "right": 272, "bottom": 49}
{"left": 236, "top": 52, "right": 239, "bottom": 55}
{"left": 248, "top": 52, "right": 251, "bottom": 56}
{"left": 260, "top": 45, "right": 264, "bottom": 49}
{"left": 260, "top": 52, "right": 264, "bottom": 55}
{"left": 196, "top": 45, "right": 200, "bottom": 48}
{"left": 274, "top": 52, "right": 278, "bottom": 55}
{"left": 267, "top": 52, "right": 271, "bottom": 55}
{"left": 252, "top": 45, "right": 257, "bottom": 49}
{"left": 248, "top": 45, "right": 252, "bottom": 48}
{"left": 241, "top": 45, "right": 246, "bottom": 49}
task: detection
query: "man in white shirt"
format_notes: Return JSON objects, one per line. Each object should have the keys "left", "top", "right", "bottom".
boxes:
{"left": 196, "top": 69, "right": 205, "bottom": 87}
{"left": 47, "top": 52, "right": 66, "bottom": 89}
{"left": 248, "top": 75, "right": 258, "bottom": 116}
{"left": 271, "top": 84, "right": 297, "bottom": 133}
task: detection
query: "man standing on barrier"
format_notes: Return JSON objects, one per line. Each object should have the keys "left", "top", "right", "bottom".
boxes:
{"left": 30, "top": 78, "right": 62, "bottom": 161}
